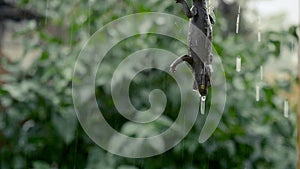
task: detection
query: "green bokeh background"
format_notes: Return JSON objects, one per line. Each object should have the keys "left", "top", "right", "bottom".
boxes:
{"left": 0, "top": 0, "right": 298, "bottom": 168}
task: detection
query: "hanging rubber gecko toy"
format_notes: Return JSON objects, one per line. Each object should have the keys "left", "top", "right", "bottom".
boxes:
{"left": 170, "top": 0, "right": 215, "bottom": 100}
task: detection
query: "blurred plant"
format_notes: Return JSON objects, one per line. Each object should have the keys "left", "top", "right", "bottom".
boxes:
{"left": 0, "top": 0, "right": 298, "bottom": 169}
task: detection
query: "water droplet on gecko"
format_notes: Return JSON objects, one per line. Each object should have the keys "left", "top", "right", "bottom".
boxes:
{"left": 236, "top": 56, "right": 242, "bottom": 72}
{"left": 256, "top": 85, "right": 260, "bottom": 102}
{"left": 236, "top": 5, "right": 241, "bottom": 34}
{"left": 284, "top": 100, "right": 289, "bottom": 118}
{"left": 200, "top": 96, "right": 206, "bottom": 115}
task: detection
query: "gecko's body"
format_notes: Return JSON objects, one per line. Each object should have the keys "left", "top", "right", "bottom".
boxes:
{"left": 170, "top": 0, "right": 215, "bottom": 96}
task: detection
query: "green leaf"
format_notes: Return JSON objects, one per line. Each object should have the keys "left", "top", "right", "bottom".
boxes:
{"left": 85, "top": 147, "right": 115, "bottom": 169}
{"left": 52, "top": 108, "right": 77, "bottom": 144}
{"left": 32, "top": 161, "right": 51, "bottom": 169}
{"left": 117, "top": 166, "right": 139, "bottom": 169}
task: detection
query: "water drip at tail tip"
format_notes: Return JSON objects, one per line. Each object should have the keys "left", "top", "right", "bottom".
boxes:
{"left": 200, "top": 96, "right": 206, "bottom": 115}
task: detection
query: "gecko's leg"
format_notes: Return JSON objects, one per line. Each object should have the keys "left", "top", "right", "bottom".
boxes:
{"left": 176, "top": 0, "right": 194, "bottom": 18}
{"left": 170, "top": 55, "right": 193, "bottom": 73}
{"left": 209, "top": 11, "right": 216, "bottom": 25}
{"left": 204, "top": 54, "right": 213, "bottom": 75}
{"left": 205, "top": 53, "right": 213, "bottom": 87}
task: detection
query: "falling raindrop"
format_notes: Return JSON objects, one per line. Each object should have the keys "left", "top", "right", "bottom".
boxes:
{"left": 260, "top": 65, "right": 264, "bottom": 81}
{"left": 291, "top": 39, "right": 295, "bottom": 55}
{"left": 236, "top": 5, "right": 241, "bottom": 34}
{"left": 207, "top": 0, "right": 211, "bottom": 13}
{"left": 258, "top": 31, "right": 261, "bottom": 42}
{"left": 236, "top": 56, "right": 242, "bottom": 72}
{"left": 257, "top": 16, "right": 261, "bottom": 42}
{"left": 200, "top": 96, "right": 206, "bottom": 115}
{"left": 88, "top": 3, "right": 91, "bottom": 35}
{"left": 72, "top": 128, "right": 79, "bottom": 169}
{"left": 256, "top": 85, "right": 260, "bottom": 102}
{"left": 45, "top": 0, "right": 49, "bottom": 25}
{"left": 284, "top": 100, "right": 289, "bottom": 118}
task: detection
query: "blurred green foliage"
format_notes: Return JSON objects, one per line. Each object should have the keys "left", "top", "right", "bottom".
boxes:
{"left": 0, "top": 0, "right": 298, "bottom": 169}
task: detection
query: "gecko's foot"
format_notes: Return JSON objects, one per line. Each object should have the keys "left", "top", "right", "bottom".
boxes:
{"left": 207, "top": 64, "right": 213, "bottom": 73}
{"left": 204, "top": 64, "right": 213, "bottom": 77}
{"left": 169, "top": 65, "right": 177, "bottom": 73}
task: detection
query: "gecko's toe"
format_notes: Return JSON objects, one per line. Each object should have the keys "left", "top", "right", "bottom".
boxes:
{"left": 170, "top": 69, "right": 176, "bottom": 73}
{"left": 170, "top": 66, "right": 176, "bottom": 73}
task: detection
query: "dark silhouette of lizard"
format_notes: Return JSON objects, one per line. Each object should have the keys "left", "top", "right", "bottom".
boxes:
{"left": 170, "top": 0, "right": 215, "bottom": 97}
